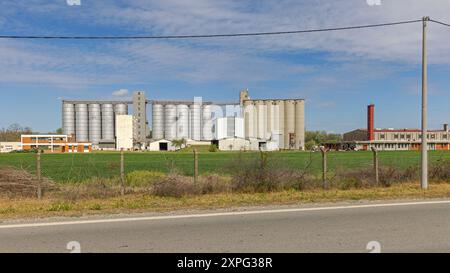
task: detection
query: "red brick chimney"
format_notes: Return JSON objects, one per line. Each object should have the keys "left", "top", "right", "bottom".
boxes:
{"left": 367, "top": 104, "right": 375, "bottom": 141}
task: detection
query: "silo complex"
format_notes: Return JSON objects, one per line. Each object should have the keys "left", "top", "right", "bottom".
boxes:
{"left": 62, "top": 103, "right": 75, "bottom": 137}
{"left": 88, "top": 104, "right": 101, "bottom": 145}
{"left": 75, "top": 104, "right": 89, "bottom": 142}
{"left": 152, "top": 104, "right": 164, "bottom": 140}
{"left": 101, "top": 104, "right": 115, "bottom": 141}
{"left": 242, "top": 96, "right": 305, "bottom": 150}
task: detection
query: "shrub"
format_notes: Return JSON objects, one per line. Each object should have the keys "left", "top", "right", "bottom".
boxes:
{"left": 60, "top": 177, "right": 119, "bottom": 200}
{"left": 208, "top": 145, "right": 218, "bottom": 152}
{"left": 430, "top": 159, "right": 450, "bottom": 182}
{"left": 198, "top": 173, "right": 232, "bottom": 194}
{"left": 152, "top": 174, "right": 199, "bottom": 197}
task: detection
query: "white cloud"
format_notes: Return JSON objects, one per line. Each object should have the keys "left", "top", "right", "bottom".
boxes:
{"left": 112, "top": 88, "right": 129, "bottom": 97}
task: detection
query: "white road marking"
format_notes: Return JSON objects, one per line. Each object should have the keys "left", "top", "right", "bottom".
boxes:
{"left": 1, "top": 199, "right": 450, "bottom": 230}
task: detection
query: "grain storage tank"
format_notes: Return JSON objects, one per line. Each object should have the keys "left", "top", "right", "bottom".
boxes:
{"left": 152, "top": 104, "right": 164, "bottom": 140}
{"left": 114, "top": 103, "right": 128, "bottom": 115}
{"left": 202, "top": 105, "right": 213, "bottom": 140}
{"left": 164, "top": 104, "right": 177, "bottom": 140}
{"left": 295, "top": 100, "right": 305, "bottom": 150}
{"left": 75, "top": 104, "right": 89, "bottom": 142}
{"left": 243, "top": 100, "right": 255, "bottom": 139}
{"left": 273, "top": 100, "right": 285, "bottom": 149}
{"left": 265, "top": 100, "right": 274, "bottom": 140}
{"left": 284, "top": 100, "right": 296, "bottom": 149}
{"left": 190, "top": 103, "right": 201, "bottom": 140}
{"left": 88, "top": 104, "right": 101, "bottom": 145}
{"left": 177, "top": 104, "right": 189, "bottom": 139}
{"left": 256, "top": 100, "right": 266, "bottom": 140}
{"left": 101, "top": 104, "right": 115, "bottom": 141}
{"left": 62, "top": 103, "right": 75, "bottom": 137}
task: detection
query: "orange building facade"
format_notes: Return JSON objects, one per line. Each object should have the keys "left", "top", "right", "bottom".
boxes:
{"left": 21, "top": 135, "right": 92, "bottom": 153}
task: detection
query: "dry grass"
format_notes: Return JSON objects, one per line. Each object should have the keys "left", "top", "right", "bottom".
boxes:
{"left": 2, "top": 182, "right": 450, "bottom": 220}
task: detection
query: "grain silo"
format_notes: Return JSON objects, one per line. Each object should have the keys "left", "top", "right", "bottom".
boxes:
{"left": 265, "top": 100, "right": 274, "bottom": 140}
{"left": 114, "top": 103, "right": 128, "bottom": 116}
{"left": 75, "top": 104, "right": 89, "bottom": 142}
{"left": 190, "top": 103, "right": 201, "bottom": 141}
{"left": 243, "top": 100, "right": 255, "bottom": 139}
{"left": 88, "top": 104, "right": 101, "bottom": 145}
{"left": 274, "top": 100, "right": 285, "bottom": 148}
{"left": 164, "top": 104, "right": 177, "bottom": 140}
{"left": 284, "top": 100, "right": 296, "bottom": 149}
{"left": 62, "top": 103, "right": 75, "bottom": 137}
{"left": 202, "top": 105, "right": 213, "bottom": 140}
{"left": 295, "top": 100, "right": 305, "bottom": 150}
{"left": 256, "top": 101, "right": 266, "bottom": 140}
{"left": 101, "top": 104, "right": 115, "bottom": 141}
{"left": 152, "top": 104, "right": 164, "bottom": 140}
{"left": 177, "top": 104, "right": 189, "bottom": 139}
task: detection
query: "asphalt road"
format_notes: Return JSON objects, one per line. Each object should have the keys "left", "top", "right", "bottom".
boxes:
{"left": 2, "top": 199, "right": 450, "bottom": 253}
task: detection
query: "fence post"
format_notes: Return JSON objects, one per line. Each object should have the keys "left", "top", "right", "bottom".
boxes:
{"left": 193, "top": 148, "right": 199, "bottom": 183}
{"left": 36, "top": 150, "right": 42, "bottom": 199}
{"left": 320, "top": 147, "right": 328, "bottom": 189}
{"left": 120, "top": 148, "right": 125, "bottom": 196}
{"left": 371, "top": 147, "right": 379, "bottom": 185}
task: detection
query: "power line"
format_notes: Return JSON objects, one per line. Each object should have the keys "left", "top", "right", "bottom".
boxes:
{"left": 0, "top": 19, "right": 423, "bottom": 40}
{"left": 429, "top": 19, "right": 450, "bottom": 27}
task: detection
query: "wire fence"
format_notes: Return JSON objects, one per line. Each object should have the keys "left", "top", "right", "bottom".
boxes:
{"left": 1, "top": 149, "right": 448, "bottom": 185}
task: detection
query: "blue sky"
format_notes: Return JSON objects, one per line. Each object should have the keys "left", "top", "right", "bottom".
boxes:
{"left": 0, "top": 0, "right": 449, "bottom": 133}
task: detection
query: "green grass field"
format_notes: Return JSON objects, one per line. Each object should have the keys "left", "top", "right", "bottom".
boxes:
{"left": 0, "top": 150, "right": 448, "bottom": 183}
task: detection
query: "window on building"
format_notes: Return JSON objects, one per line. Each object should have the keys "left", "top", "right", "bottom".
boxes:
{"left": 380, "top": 134, "right": 385, "bottom": 139}
{"left": 400, "top": 134, "right": 405, "bottom": 139}
{"left": 394, "top": 134, "right": 399, "bottom": 139}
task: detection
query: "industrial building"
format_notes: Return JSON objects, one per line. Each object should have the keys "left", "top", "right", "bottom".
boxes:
{"left": 327, "top": 104, "right": 450, "bottom": 151}
{"left": 21, "top": 134, "right": 92, "bottom": 153}
{"left": 61, "top": 90, "right": 306, "bottom": 151}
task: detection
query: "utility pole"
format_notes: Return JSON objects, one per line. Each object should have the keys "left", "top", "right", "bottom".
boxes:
{"left": 421, "top": 16, "right": 429, "bottom": 190}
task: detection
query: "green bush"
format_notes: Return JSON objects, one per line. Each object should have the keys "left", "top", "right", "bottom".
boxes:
{"left": 208, "top": 145, "right": 218, "bottom": 152}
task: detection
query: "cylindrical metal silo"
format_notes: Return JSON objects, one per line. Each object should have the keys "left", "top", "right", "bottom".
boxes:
{"left": 75, "top": 104, "right": 89, "bottom": 142}
{"left": 164, "top": 104, "right": 177, "bottom": 140}
{"left": 62, "top": 103, "right": 75, "bottom": 137}
{"left": 177, "top": 104, "right": 189, "bottom": 139}
{"left": 265, "top": 100, "right": 274, "bottom": 140}
{"left": 284, "top": 100, "right": 296, "bottom": 149}
{"left": 256, "top": 100, "right": 266, "bottom": 140}
{"left": 274, "top": 100, "right": 285, "bottom": 149}
{"left": 190, "top": 103, "right": 201, "bottom": 141}
{"left": 295, "top": 100, "right": 305, "bottom": 150}
{"left": 101, "top": 104, "right": 115, "bottom": 141}
{"left": 202, "top": 105, "right": 213, "bottom": 140}
{"left": 243, "top": 101, "right": 255, "bottom": 139}
{"left": 152, "top": 104, "right": 164, "bottom": 140}
{"left": 88, "top": 104, "right": 101, "bottom": 145}
{"left": 114, "top": 103, "right": 128, "bottom": 115}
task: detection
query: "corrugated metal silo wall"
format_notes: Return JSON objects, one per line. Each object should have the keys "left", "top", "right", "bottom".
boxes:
{"left": 295, "top": 100, "right": 305, "bottom": 150}
{"left": 202, "top": 105, "right": 213, "bottom": 140}
{"left": 88, "top": 104, "right": 101, "bottom": 144}
{"left": 265, "top": 100, "right": 274, "bottom": 140}
{"left": 75, "top": 104, "right": 89, "bottom": 142}
{"left": 284, "top": 100, "right": 296, "bottom": 149}
{"left": 243, "top": 101, "right": 255, "bottom": 139}
{"left": 152, "top": 104, "right": 164, "bottom": 140}
{"left": 256, "top": 100, "right": 266, "bottom": 140}
{"left": 164, "top": 104, "right": 177, "bottom": 140}
{"left": 190, "top": 103, "right": 201, "bottom": 141}
{"left": 177, "top": 104, "right": 189, "bottom": 139}
{"left": 101, "top": 104, "right": 115, "bottom": 141}
{"left": 62, "top": 103, "right": 75, "bottom": 136}
{"left": 114, "top": 104, "right": 128, "bottom": 115}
